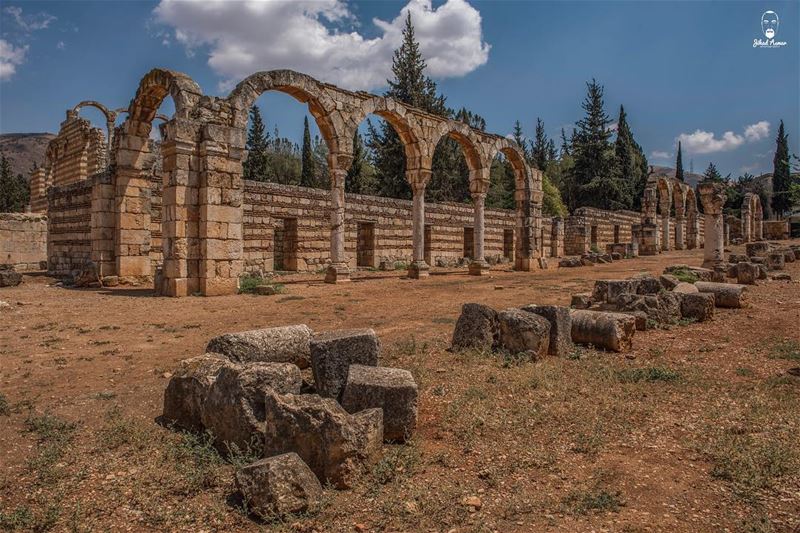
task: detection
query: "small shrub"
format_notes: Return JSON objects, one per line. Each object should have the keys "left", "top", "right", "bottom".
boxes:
{"left": 393, "top": 261, "right": 408, "bottom": 270}
{"left": 171, "top": 431, "right": 226, "bottom": 492}
{"left": 238, "top": 275, "right": 284, "bottom": 295}
{"left": 371, "top": 444, "right": 419, "bottom": 485}
{"left": 671, "top": 268, "right": 699, "bottom": 283}
{"left": 616, "top": 366, "right": 680, "bottom": 383}
{"left": 768, "top": 338, "right": 800, "bottom": 361}
{"left": 0, "top": 393, "right": 9, "bottom": 416}
{"left": 563, "top": 488, "right": 623, "bottom": 514}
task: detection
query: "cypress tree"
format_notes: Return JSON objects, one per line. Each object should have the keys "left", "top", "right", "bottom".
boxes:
{"left": 675, "top": 141, "right": 684, "bottom": 182}
{"left": 346, "top": 131, "right": 377, "bottom": 195}
{"left": 571, "top": 79, "right": 625, "bottom": 210}
{"left": 771, "top": 119, "right": 791, "bottom": 217}
{"left": 612, "top": 105, "right": 647, "bottom": 209}
{"left": 300, "top": 116, "right": 316, "bottom": 187}
{"left": 244, "top": 105, "right": 269, "bottom": 182}
{"left": 531, "top": 118, "right": 552, "bottom": 170}
{"left": 511, "top": 120, "right": 528, "bottom": 160}
{"left": 560, "top": 128, "right": 571, "bottom": 157}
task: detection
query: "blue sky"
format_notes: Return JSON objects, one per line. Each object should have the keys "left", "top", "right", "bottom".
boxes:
{"left": 0, "top": 0, "right": 797, "bottom": 177}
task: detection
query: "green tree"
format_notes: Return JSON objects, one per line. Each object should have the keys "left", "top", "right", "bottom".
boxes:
{"left": 486, "top": 155, "right": 515, "bottom": 209}
{"left": 612, "top": 105, "right": 648, "bottom": 209}
{"left": 531, "top": 118, "right": 554, "bottom": 171}
{"left": 571, "top": 79, "right": 625, "bottom": 210}
{"left": 0, "top": 156, "right": 29, "bottom": 212}
{"left": 369, "top": 12, "right": 447, "bottom": 200}
{"left": 546, "top": 154, "right": 576, "bottom": 213}
{"left": 701, "top": 162, "right": 724, "bottom": 183}
{"left": 244, "top": 105, "right": 269, "bottom": 181}
{"left": 560, "top": 128, "right": 571, "bottom": 157}
{"left": 346, "top": 131, "right": 377, "bottom": 195}
{"left": 511, "top": 120, "right": 528, "bottom": 160}
{"left": 771, "top": 120, "right": 791, "bottom": 217}
{"left": 428, "top": 107, "right": 485, "bottom": 203}
{"left": 675, "top": 141, "right": 684, "bottom": 182}
{"left": 300, "top": 116, "right": 316, "bottom": 187}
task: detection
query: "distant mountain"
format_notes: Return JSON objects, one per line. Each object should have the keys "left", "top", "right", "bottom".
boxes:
{"left": 0, "top": 133, "right": 56, "bottom": 181}
{"left": 650, "top": 165, "right": 704, "bottom": 188}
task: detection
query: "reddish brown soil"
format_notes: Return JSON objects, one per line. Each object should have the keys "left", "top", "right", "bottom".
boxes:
{"left": 1, "top": 244, "right": 798, "bottom": 532}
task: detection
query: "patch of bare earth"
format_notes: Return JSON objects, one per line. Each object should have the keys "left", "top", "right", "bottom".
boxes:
{"left": 1, "top": 244, "right": 798, "bottom": 532}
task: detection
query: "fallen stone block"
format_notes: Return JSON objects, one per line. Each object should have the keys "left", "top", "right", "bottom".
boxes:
{"left": 783, "top": 250, "right": 796, "bottom": 263}
{"left": 729, "top": 254, "right": 748, "bottom": 264}
{"left": 620, "top": 310, "right": 648, "bottom": 331}
{"left": 746, "top": 241, "right": 771, "bottom": 258}
{"left": 263, "top": 392, "right": 383, "bottom": 489}
{"left": 207, "top": 324, "right": 313, "bottom": 369}
{"left": 617, "top": 292, "right": 682, "bottom": 326}
{"left": 672, "top": 282, "right": 699, "bottom": 294}
{"left": 580, "top": 257, "right": 596, "bottom": 267}
{"left": 497, "top": 308, "right": 551, "bottom": 359}
{"left": 736, "top": 262, "right": 759, "bottom": 285}
{"left": 340, "top": 365, "right": 418, "bottom": 442}
{"left": 767, "top": 253, "right": 785, "bottom": 271}
{"left": 202, "top": 363, "right": 302, "bottom": 453}
{"left": 570, "top": 310, "right": 636, "bottom": 352}
{"left": 162, "top": 354, "right": 236, "bottom": 432}
{"left": 235, "top": 453, "right": 323, "bottom": 519}
{"left": 695, "top": 282, "right": 748, "bottom": 308}
{"left": 659, "top": 274, "right": 680, "bottom": 291}
{"left": 521, "top": 305, "right": 574, "bottom": 357}
{"left": 570, "top": 293, "right": 593, "bottom": 309}
{"left": 606, "top": 280, "right": 640, "bottom": 304}
{"left": 73, "top": 261, "right": 100, "bottom": 288}
{"left": 559, "top": 257, "right": 582, "bottom": 268}
{"left": 0, "top": 268, "right": 22, "bottom": 287}
{"left": 633, "top": 274, "right": 662, "bottom": 295}
{"left": 310, "top": 329, "right": 380, "bottom": 399}
{"left": 451, "top": 303, "right": 499, "bottom": 351}
{"left": 680, "top": 293, "right": 715, "bottom": 322}
{"left": 591, "top": 280, "right": 609, "bottom": 303}
{"left": 770, "top": 272, "right": 792, "bottom": 281}
{"left": 611, "top": 252, "right": 622, "bottom": 261}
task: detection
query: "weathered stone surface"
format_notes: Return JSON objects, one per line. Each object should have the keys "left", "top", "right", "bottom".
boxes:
{"left": 521, "top": 305, "right": 574, "bottom": 356}
{"left": 746, "top": 241, "right": 770, "bottom": 257}
{"left": 782, "top": 250, "right": 796, "bottom": 263}
{"left": 570, "top": 310, "right": 636, "bottom": 352}
{"left": 559, "top": 257, "right": 582, "bottom": 268}
{"left": 72, "top": 261, "right": 100, "bottom": 288}
{"left": 263, "top": 392, "right": 383, "bottom": 489}
{"left": 580, "top": 257, "right": 596, "bottom": 267}
{"left": 736, "top": 262, "right": 759, "bottom": 285}
{"left": 659, "top": 274, "right": 680, "bottom": 291}
{"left": 0, "top": 268, "right": 22, "bottom": 287}
{"left": 591, "top": 280, "right": 609, "bottom": 303}
{"left": 570, "top": 293, "right": 593, "bottom": 309}
{"left": 310, "top": 329, "right": 380, "bottom": 399}
{"left": 695, "top": 282, "right": 748, "bottom": 308}
{"left": 340, "top": 365, "right": 418, "bottom": 442}
{"left": 202, "top": 363, "right": 302, "bottom": 453}
{"left": 672, "top": 282, "right": 699, "bottom": 294}
{"left": 606, "top": 280, "right": 639, "bottom": 304}
{"left": 633, "top": 274, "right": 662, "bottom": 295}
{"left": 497, "top": 308, "right": 551, "bottom": 359}
{"left": 767, "top": 253, "right": 785, "bottom": 271}
{"left": 254, "top": 284, "right": 277, "bottom": 295}
{"left": 162, "top": 353, "right": 236, "bottom": 432}
{"left": 101, "top": 275, "right": 119, "bottom": 287}
{"left": 235, "top": 453, "right": 323, "bottom": 519}
{"left": 680, "top": 293, "right": 715, "bottom": 322}
{"left": 617, "top": 292, "right": 682, "bottom": 326}
{"left": 451, "top": 303, "right": 499, "bottom": 351}
{"left": 206, "top": 324, "right": 313, "bottom": 369}
{"left": 770, "top": 272, "right": 792, "bottom": 281}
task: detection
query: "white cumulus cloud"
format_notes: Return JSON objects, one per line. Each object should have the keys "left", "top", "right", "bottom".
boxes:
{"left": 744, "top": 120, "right": 770, "bottom": 142}
{"left": 0, "top": 39, "right": 28, "bottom": 81}
{"left": 677, "top": 121, "right": 771, "bottom": 155}
{"left": 153, "top": 0, "right": 491, "bottom": 92}
{"left": 650, "top": 150, "right": 671, "bottom": 159}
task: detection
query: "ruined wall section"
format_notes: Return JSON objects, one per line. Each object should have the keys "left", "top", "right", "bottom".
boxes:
{"left": 48, "top": 114, "right": 107, "bottom": 188}
{"left": 763, "top": 220, "right": 789, "bottom": 240}
{"left": 47, "top": 178, "right": 93, "bottom": 275}
{"left": 242, "top": 181, "right": 517, "bottom": 272}
{"left": 0, "top": 213, "right": 47, "bottom": 270}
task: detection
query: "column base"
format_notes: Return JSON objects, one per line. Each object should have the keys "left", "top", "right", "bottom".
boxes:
{"left": 324, "top": 263, "right": 350, "bottom": 284}
{"left": 514, "top": 257, "right": 534, "bottom": 272}
{"left": 468, "top": 259, "right": 491, "bottom": 276}
{"left": 407, "top": 260, "right": 430, "bottom": 279}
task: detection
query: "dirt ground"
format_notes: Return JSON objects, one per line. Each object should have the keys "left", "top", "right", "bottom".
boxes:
{"left": 1, "top": 244, "right": 799, "bottom": 533}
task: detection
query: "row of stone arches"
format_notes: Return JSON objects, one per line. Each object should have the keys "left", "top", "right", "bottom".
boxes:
{"left": 108, "top": 68, "right": 542, "bottom": 296}
{"left": 640, "top": 175, "right": 700, "bottom": 254}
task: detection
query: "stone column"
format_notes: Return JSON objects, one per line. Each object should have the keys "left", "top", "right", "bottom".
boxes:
{"left": 674, "top": 207, "right": 685, "bottom": 250}
{"left": 686, "top": 214, "right": 699, "bottom": 249}
{"left": 514, "top": 169, "right": 538, "bottom": 271}
{"left": 325, "top": 167, "right": 350, "bottom": 283}
{"left": 741, "top": 208, "right": 752, "bottom": 242}
{"left": 408, "top": 170, "right": 431, "bottom": 279}
{"left": 90, "top": 171, "right": 116, "bottom": 277}
{"left": 699, "top": 182, "right": 727, "bottom": 268}
{"left": 754, "top": 215, "right": 763, "bottom": 240}
{"left": 724, "top": 222, "right": 730, "bottom": 246}
{"left": 660, "top": 212, "right": 671, "bottom": 252}
{"left": 468, "top": 191, "right": 490, "bottom": 275}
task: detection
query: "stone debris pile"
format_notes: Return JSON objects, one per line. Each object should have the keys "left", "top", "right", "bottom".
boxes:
{"left": 162, "top": 324, "right": 418, "bottom": 520}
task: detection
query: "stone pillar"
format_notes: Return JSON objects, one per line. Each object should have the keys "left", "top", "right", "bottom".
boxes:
{"left": 741, "top": 208, "right": 752, "bottom": 243}
{"left": 660, "top": 213, "right": 671, "bottom": 252}
{"left": 325, "top": 167, "right": 350, "bottom": 283}
{"left": 160, "top": 119, "right": 200, "bottom": 296}
{"left": 197, "top": 123, "right": 244, "bottom": 296}
{"left": 29, "top": 167, "right": 49, "bottom": 214}
{"left": 754, "top": 215, "right": 763, "bottom": 240}
{"left": 724, "top": 222, "right": 730, "bottom": 246}
{"left": 686, "top": 214, "right": 699, "bottom": 249}
{"left": 113, "top": 129, "right": 153, "bottom": 278}
{"left": 514, "top": 169, "right": 538, "bottom": 271}
{"left": 699, "top": 182, "right": 727, "bottom": 269}
{"left": 468, "top": 191, "right": 490, "bottom": 275}
{"left": 90, "top": 171, "right": 116, "bottom": 277}
{"left": 674, "top": 205, "right": 685, "bottom": 250}
{"left": 408, "top": 169, "right": 431, "bottom": 279}
{"left": 551, "top": 217, "right": 564, "bottom": 258}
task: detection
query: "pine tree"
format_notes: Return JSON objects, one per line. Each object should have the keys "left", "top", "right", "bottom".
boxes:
{"left": 612, "top": 105, "right": 647, "bottom": 209}
{"left": 0, "top": 156, "right": 29, "bottom": 212}
{"left": 346, "top": 131, "right": 377, "bottom": 195}
{"left": 511, "top": 120, "right": 528, "bottom": 160}
{"left": 531, "top": 118, "right": 553, "bottom": 170}
{"left": 571, "top": 79, "right": 624, "bottom": 210}
{"left": 701, "top": 162, "right": 723, "bottom": 183}
{"left": 675, "top": 141, "right": 684, "bottom": 182}
{"left": 300, "top": 116, "right": 316, "bottom": 187}
{"left": 560, "top": 128, "right": 571, "bottom": 157}
{"left": 771, "top": 119, "right": 791, "bottom": 217}
{"left": 244, "top": 105, "right": 269, "bottom": 182}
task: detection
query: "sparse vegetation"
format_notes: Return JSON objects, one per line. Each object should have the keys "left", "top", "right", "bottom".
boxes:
{"left": 768, "top": 338, "right": 800, "bottom": 361}
{"left": 0, "top": 393, "right": 9, "bottom": 416}
{"left": 562, "top": 486, "right": 623, "bottom": 514}
{"left": 616, "top": 366, "right": 681, "bottom": 383}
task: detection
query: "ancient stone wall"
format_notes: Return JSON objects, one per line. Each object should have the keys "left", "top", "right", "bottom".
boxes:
{"left": 0, "top": 213, "right": 47, "bottom": 270}
{"left": 46, "top": 179, "right": 93, "bottom": 275}
{"left": 564, "top": 208, "right": 641, "bottom": 255}
{"left": 242, "top": 181, "right": 517, "bottom": 272}
{"left": 763, "top": 220, "right": 789, "bottom": 240}
{"left": 47, "top": 113, "right": 107, "bottom": 188}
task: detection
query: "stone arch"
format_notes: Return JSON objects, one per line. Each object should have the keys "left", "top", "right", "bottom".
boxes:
{"left": 352, "top": 96, "right": 424, "bottom": 176}
{"left": 113, "top": 68, "right": 203, "bottom": 280}
{"left": 72, "top": 101, "right": 118, "bottom": 164}
{"left": 741, "top": 192, "right": 763, "bottom": 242}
